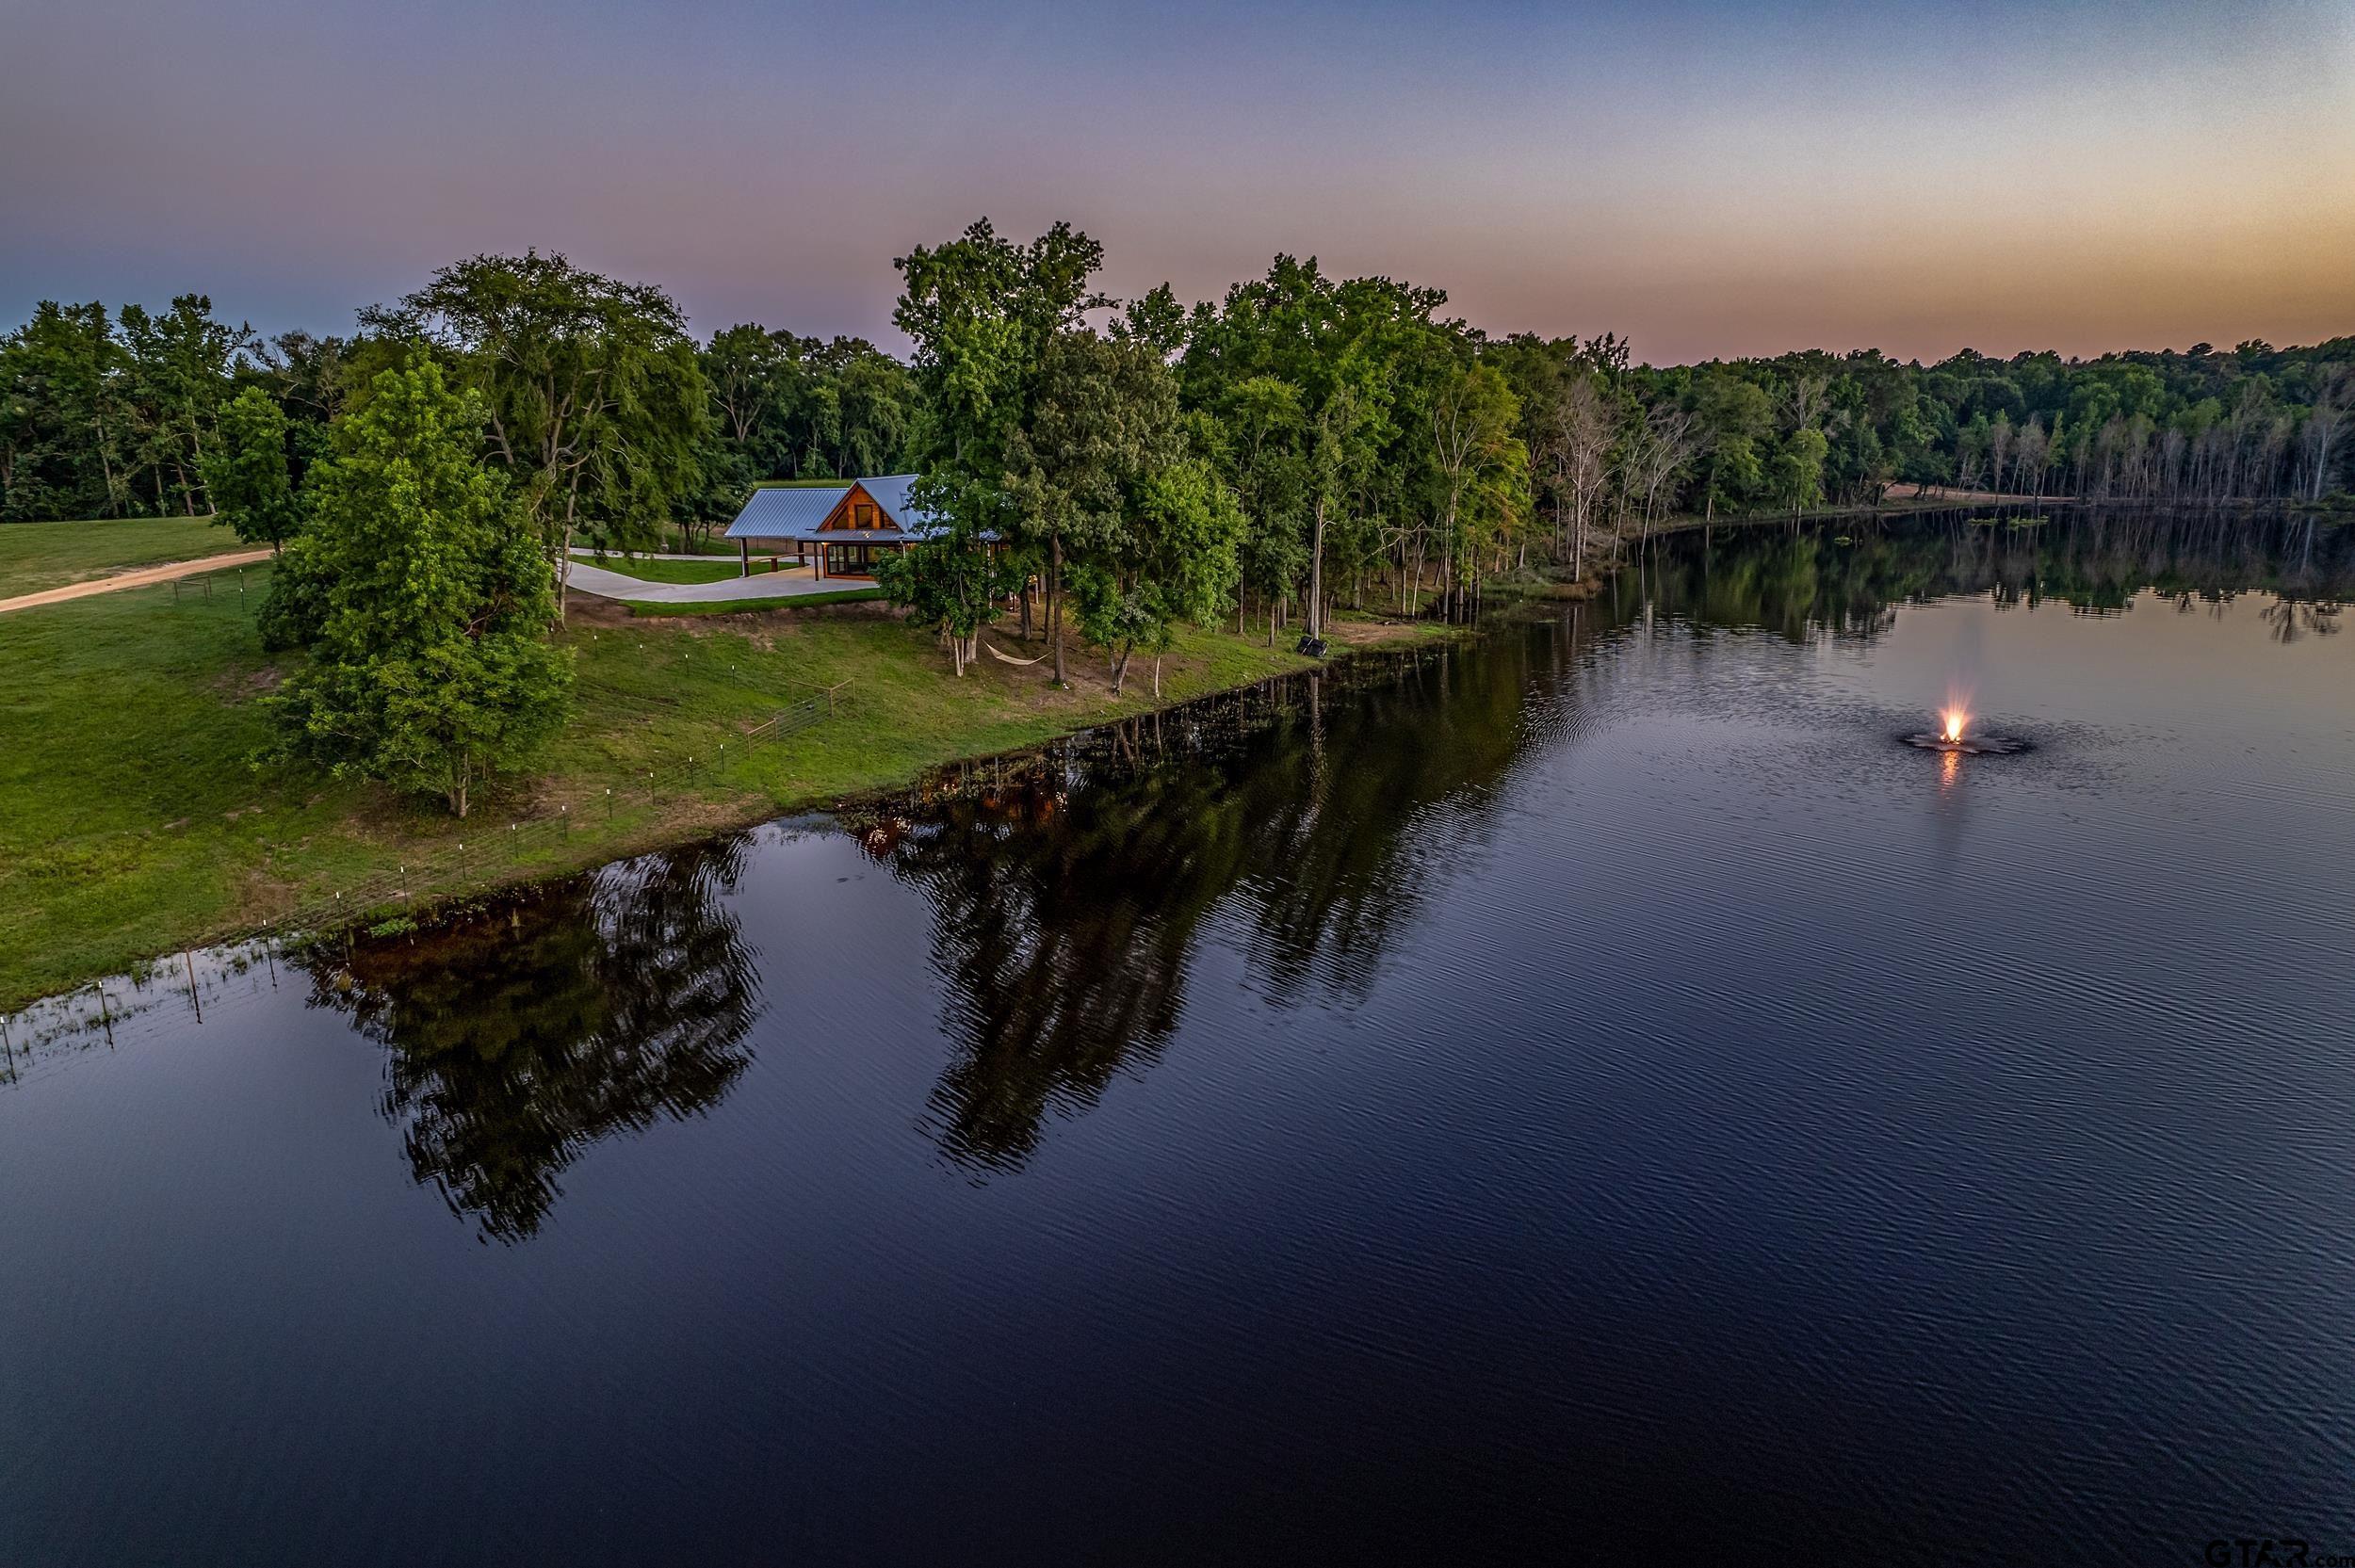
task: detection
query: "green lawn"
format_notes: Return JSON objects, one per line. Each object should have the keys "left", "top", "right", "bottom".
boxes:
{"left": 577, "top": 554, "right": 745, "bottom": 585}
{"left": 0, "top": 516, "right": 250, "bottom": 597}
{"left": 625, "top": 587, "right": 886, "bottom": 616}
{"left": 0, "top": 565, "right": 1346, "bottom": 1010}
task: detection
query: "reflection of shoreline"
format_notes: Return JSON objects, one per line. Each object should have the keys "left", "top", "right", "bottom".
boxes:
{"left": 1630, "top": 509, "right": 2352, "bottom": 645}
{"left": 855, "top": 634, "right": 1562, "bottom": 1174}
{"left": 304, "top": 837, "right": 764, "bottom": 1242}
{"left": 0, "top": 938, "right": 291, "bottom": 1089}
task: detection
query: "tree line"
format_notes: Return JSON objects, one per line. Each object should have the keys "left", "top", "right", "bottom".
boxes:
{"left": 3, "top": 229, "right": 2346, "bottom": 813}
{"left": 8, "top": 246, "right": 2348, "bottom": 550}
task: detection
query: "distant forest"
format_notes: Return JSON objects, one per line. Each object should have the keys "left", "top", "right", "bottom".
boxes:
{"left": 4, "top": 248, "right": 2348, "bottom": 550}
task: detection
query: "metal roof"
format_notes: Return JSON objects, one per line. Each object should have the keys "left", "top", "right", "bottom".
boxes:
{"left": 723, "top": 486, "right": 851, "bottom": 540}
{"left": 856, "top": 475, "right": 938, "bottom": 532}
{"left": 722, "top": 477, "right": 946, "bottom": 542}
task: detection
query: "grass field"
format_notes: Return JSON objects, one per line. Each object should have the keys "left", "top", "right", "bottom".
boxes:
{"left": 0, "top": 560, "right": 1417, "bottom": 1010}
{"left": 577, "top": 555, "right": 745, "bottom": 585}
{"left": 625, "top": 587, "right": 886, "bottom": 616}
{"left": 0, "top": 516, "right": 249, "bottom": 597}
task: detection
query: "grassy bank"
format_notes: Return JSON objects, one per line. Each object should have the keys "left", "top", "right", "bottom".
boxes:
{"left": 625, "top": 587, "right": 887, "bottom": 616}
{"left": 0, "top": 562, "right": 1437, "bottom": 1010}
{"left": 0, "top": 515, "right": 247, "bottom": 597}
{"left": 576, "top": 554, "right": 745, "bottom": 585}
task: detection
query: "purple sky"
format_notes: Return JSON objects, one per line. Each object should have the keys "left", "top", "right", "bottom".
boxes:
{"left": 5, "top": 0, "right": 2350, "bottom": 364}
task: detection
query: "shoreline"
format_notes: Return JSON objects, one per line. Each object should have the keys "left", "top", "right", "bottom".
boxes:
{"left": 0, "top": 606, "right": 1457, "bottom": 1016}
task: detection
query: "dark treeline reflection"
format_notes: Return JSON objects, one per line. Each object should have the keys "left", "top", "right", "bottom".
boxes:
{"left": 263, "top": 508, "right": 2342, "bottom": 1211}
{"left": 1623, "top": 507, "right": 2352, "bottom": 642}
{"left": 853, "top": 638, "right": 1547, "bottom": 1173}
{"left": 306, "top": 838, "right": 761, "bottom": 1241}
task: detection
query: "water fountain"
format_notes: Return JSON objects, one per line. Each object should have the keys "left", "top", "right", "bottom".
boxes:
{"left": 1904, "top": 705, "right": 2027, "bottom": 755}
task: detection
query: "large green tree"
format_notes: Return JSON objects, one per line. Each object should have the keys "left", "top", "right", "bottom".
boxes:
{"left": 892, "top": 218, "right": 1108, "bottom": 682}
{"left": 264, "top": 362, "right": 572, "bottom": 817}
{"left": 364, "top": 251, "right": 708, "bottom": 614}
{"left": 200, "top": 386, "right": 301, "bottom": 550}
{"left": 1005, "top": 330, "right": 1189, "bottom": 687}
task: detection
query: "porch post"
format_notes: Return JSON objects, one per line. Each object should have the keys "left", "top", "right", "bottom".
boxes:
{"left": 739, "top": 539, "right": 749, "bottom": 578}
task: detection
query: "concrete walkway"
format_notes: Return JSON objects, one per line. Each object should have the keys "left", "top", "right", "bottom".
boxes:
{"left": 0, "top": 548, "right": 273, "bottom": 615}
{"left": 563, "top": 558, "right": 875, "bottom": 605}
{"left": 567, "top": 549, "right": 735, "bottom": 562}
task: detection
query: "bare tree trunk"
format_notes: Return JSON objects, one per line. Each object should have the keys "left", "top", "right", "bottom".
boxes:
{"left": 1307, "top": 496, "right": 1326, "bottom": 639}
{"left": 1048, "top": 536, "right": 1065, "bottom": 686}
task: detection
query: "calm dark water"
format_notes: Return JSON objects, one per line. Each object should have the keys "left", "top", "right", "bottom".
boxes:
{"left": 5, "top": 512, "right": 2353, "bottom": 1564}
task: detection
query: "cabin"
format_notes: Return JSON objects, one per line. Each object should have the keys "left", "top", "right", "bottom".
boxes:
{"left": 722, "top": 475, "right": 943, "bottom": 581}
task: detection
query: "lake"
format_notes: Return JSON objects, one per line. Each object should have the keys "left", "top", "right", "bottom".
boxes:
{"left": 5, "top": 511, "right": 2352, "bottom": 1564}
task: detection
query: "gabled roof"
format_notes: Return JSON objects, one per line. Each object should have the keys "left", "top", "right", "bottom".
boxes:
{"left": 724, "top": 485, "right": 852, "bottom": 540}
{"left": 855, "top": 474, "right": 938, "bottom": 533}
{"left": 722, "top": 476, "right": 946, "bottom": 542}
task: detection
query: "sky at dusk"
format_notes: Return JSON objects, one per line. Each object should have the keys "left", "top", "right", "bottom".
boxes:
{"left": 4, "top": 0, "right": 2351, "bottom": 364}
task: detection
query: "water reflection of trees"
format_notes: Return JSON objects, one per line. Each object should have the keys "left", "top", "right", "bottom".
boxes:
{"left": 859, "top": 643, "right": 1537, "bottom": 1174}
{"left": 1629, "top": 509, "right": 2353, "bottom": 639}
{"left": 306, "top": 837, "right": 761, "bottom": 1241}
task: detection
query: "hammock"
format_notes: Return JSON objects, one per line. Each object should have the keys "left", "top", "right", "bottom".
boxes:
{"left": 983, "top": 639, "right": 1050, "bottom": 667}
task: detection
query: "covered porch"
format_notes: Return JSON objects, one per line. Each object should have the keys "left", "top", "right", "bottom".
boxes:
{"left": 733, "top": 536, "right": 907, "bottom": 582}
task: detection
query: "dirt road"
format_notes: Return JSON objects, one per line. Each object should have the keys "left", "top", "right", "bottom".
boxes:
{"left": 0, "top": 549, "right": 274, "bottom": 615}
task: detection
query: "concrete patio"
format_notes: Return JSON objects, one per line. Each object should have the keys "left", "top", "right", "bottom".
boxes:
{"left": 562, "top": 558, "right": 877, "bottom": 605}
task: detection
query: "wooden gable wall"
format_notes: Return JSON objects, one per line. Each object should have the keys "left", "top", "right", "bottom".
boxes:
{"left": 817, "top": 482, "right": 899, "bottom": 534}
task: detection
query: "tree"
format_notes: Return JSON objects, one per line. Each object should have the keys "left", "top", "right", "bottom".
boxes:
{"left": 365, "top": 252, "right": 708, "bottom": 616}
{"left": 1773, "top": 427, "right": 1830, "bottom": 516}
{"left": 0, "top": 301, "right": 132, "bottom": 520}
{"left": 894, "top": 218, "right": 1109, "bottom": 684}
{"left": 2300, "top": 363, "right": 2351, "bottom": 500}
{"left": 1631, "top": 403, "right": 1700, "bottom": 533}
{"left": 1694, "top": 369, "right": 1773, "bottom": 519}
{"left": 1549, "top": 371, "right": 1620, "bottom": 573}
{"left": 1006, "top": 330, "right": 1189, "bottom": 686}
{"left": 1428, "top": 362, "right": 1528, "bottom": 618}
{"left": 876, "top": 523, "right": 1026, "bottom": 677}
{"left": 200, "top": 386, "right": 301, "bottom": 550}
{"left": 264, "top": 362, "right": 572, "bottom": 817}
{"left": 117, "top": 295, "right": 252, "bottom": 516}
{"left": 1067, "top": 453, "right": 1246, "bottom": 694}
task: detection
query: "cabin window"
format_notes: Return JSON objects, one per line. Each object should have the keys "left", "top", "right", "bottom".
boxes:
{"left": 856, "top": 504, "right": 876, "bottom": 529}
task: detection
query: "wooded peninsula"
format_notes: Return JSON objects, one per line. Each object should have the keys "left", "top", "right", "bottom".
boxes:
{"left": 1, "top": 219, "right": 2347, "bottom": 1009}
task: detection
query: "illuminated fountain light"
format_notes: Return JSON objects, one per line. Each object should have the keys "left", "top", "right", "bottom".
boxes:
{"left": 1903, "top": 705, "right": 2027, "bottom": 755}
